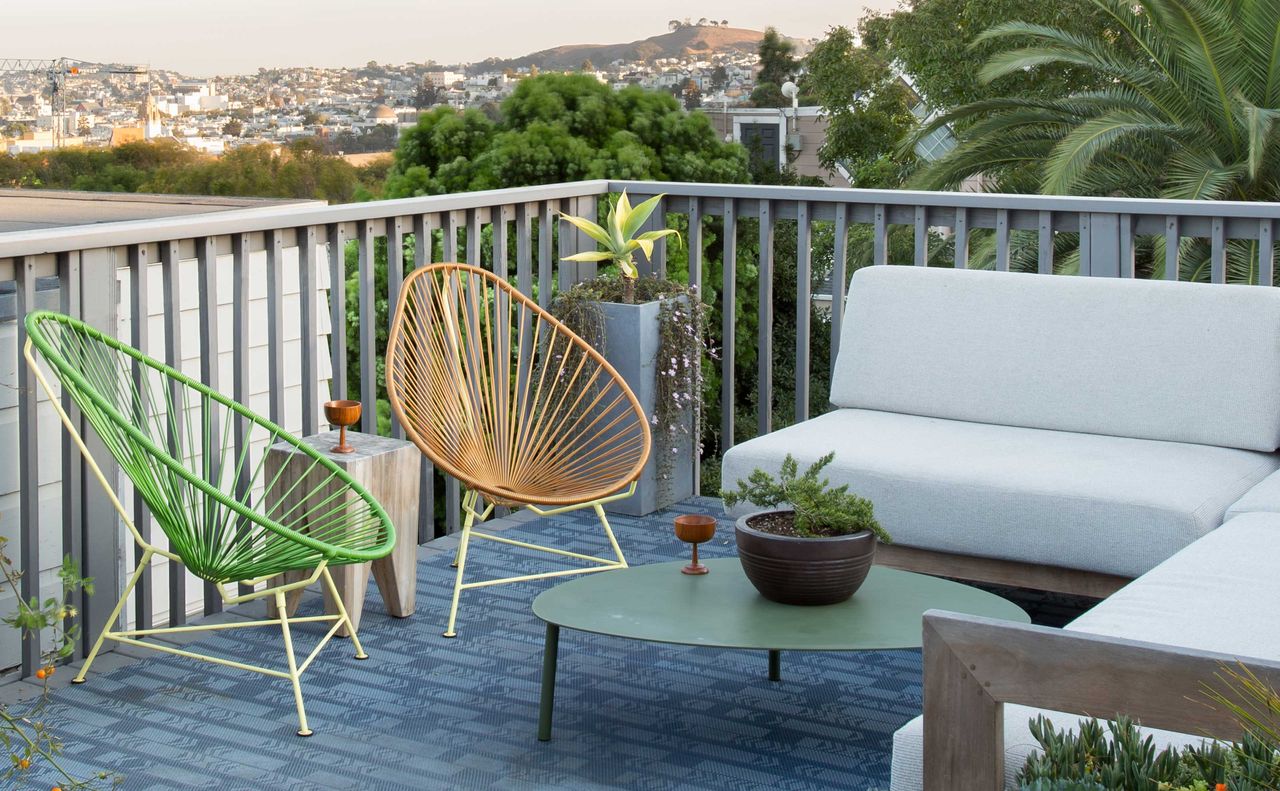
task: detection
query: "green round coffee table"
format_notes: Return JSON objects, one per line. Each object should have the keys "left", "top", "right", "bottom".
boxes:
{"left": 531, "top": 557, "right": 1028, "bottom": 740}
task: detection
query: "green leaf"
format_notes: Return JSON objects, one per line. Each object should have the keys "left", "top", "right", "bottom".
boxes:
{"left": 620, "top": 193, "right": 665, "bottom": 240}
{"left": 559, "top": 213, "right": 615, "bottom": 250}
{"left": 560, "top": 251, "right": 616, "bottom": 262}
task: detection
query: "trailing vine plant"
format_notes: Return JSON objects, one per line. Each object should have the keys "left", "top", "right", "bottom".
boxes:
{"left": 552, "top": 275, "right": 712, "bottom": 498}
{"left": 0, "top": 534, "right": 118, "bottom": 789}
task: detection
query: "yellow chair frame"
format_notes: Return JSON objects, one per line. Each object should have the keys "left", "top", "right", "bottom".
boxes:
{"left": 386, "top": 264, "right": 652, "bottom": 637}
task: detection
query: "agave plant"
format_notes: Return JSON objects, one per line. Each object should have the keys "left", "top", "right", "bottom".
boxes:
{"left": 560, "top": 191, "right": 681, "bottom": 304}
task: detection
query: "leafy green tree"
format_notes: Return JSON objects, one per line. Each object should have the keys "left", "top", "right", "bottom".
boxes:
{"left": 801, "top": 26, "right": 917, "bottom": 181}
{"left": 222, "top": 119, "right": 243, "bottom": 137}
{"left": 756, "top": 27, "right": 797, "bottom": 88}
{"left": 860, "top": 0, "right": 1114, "bottom": 114}
{"left": 384, "top": 74, "right": 749, "bottom": 197}
{"left": 750, "top": 27, "right": 798, "bottom": 108}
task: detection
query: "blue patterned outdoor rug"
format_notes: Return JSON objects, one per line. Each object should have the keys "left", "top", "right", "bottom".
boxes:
{"left": 29, "top": 498, "right": 922, "bottom": 791}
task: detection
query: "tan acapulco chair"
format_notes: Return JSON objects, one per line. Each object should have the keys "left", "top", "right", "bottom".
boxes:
{"left": 386, "top": 263, "right": 651, "bottom": 637}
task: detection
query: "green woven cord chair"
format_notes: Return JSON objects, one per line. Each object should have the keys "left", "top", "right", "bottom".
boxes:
{"left": 23, "top": 311, "right": 395, "bottom": 737}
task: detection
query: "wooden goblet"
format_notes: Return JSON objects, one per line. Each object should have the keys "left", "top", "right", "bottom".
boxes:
{"left": 323, "top": 399, "right": 361, "bottom": 454}
{"left": 674, "top": 514, "right": 717, "bottom": 575}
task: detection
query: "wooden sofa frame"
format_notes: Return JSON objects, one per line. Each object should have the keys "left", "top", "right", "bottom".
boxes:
{"left": 876, "top": 544, "right": 1133, "bottom": 600}
{"left": 921, "top": 610, "right": 1280, "bottom": 790}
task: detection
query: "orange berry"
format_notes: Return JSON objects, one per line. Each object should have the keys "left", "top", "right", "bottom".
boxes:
{"left": 18, "top": 758, "right": 30, "bottom": 769}
{"left": 33, "top": 669, "right": 46, "bottom": 680}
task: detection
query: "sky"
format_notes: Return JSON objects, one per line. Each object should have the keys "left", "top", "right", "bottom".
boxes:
{"left": 5, "top": 0, "right": 899, "bottom": 76}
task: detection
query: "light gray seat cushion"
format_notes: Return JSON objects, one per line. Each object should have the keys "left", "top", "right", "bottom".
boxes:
{"left": 720, "top": 409, "right": 1280, "bottom": 578}
{"left": 831, "top": 266, "right": 1280, "bottom": 452}
{"left": 1225, "top": 467, "right": 1280, "bottom": 521}
{"left": 890, "top": 512, "right": 1280, "bottom": 790}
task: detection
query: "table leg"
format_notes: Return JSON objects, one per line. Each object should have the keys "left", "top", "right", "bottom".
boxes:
{"left": 768, "top": 650, "right": 780, "bottom": 682}
{"left": 538, "top": 623, "right": 560, "bottom": 741}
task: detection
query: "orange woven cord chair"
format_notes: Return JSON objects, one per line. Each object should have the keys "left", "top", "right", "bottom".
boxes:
{"left": 386, "top": 263, "right": 651, "bottom": 637}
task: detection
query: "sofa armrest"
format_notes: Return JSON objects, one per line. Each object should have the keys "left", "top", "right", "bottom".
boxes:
{"left": 920, "top": 611, "right": 1280, "bottom": 791}
{"left": 1225, "top": 467, "right": 1280, "bottom": 521}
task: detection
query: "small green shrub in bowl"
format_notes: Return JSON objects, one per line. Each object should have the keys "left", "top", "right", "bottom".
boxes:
{"left": 721, "top": 453, "right": 890, "bottom": 605}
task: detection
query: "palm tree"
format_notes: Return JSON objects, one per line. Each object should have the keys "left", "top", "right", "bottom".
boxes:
{"left": 915, "top": 0, "right": 1280, "bottom": 201}
{"left": 910, "top": 0, "right": 1280, "bottom": 281}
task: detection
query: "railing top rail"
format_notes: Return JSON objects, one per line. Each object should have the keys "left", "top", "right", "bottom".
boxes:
{"left": 4, "top": 177, "right": 1280, "bottom": 260}
{"left": 610, "top": 180, "right": 1280, "bottom": 219}
{"left": 0, "top": 180, "right": 613, "bottom": 258}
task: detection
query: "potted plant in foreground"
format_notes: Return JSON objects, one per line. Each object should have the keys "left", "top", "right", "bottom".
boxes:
{"left": 555, "top": 192, "right": 707, "bottom": 517}
{"left": 721, "top": 453, "right": 891, "bottom": 605}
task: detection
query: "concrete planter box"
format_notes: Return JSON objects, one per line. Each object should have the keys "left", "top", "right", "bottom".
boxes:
{"left": 597, "top": 297, "right": 695, "bottom": 516}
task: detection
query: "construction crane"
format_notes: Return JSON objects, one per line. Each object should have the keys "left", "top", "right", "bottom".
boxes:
{"left": 0, "top": 57, "right": 149, "bottom": 148}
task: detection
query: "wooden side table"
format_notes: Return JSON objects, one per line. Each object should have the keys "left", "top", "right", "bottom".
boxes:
{"left": 265, "top": 430, "right": 419, "bottom": 635}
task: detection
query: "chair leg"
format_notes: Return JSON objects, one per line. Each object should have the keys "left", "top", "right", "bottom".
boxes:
{"left": 73, "top": 550, "right": 152, "bottom": 684}
{"left": 443, "top": 492, "right": 478, "bottom": 639}
{"left": 320, "top": 567, "right": 367, "bottom": 660}
{"left": 593, "top": 503, "right": 628, "bottom": 568}
{"left": 275, "top": 590, "right": 313, "bottom": 737}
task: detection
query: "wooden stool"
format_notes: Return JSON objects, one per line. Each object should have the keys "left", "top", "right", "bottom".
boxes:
{"left": 266, "top": 431, "right": 419, "bottom": 635}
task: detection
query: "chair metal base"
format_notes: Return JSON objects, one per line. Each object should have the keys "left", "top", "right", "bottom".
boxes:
{"left": 73, "top": 554, "right": 365, "bottom": 737}
{"left": 442, "top": 487, "right": 634, "bottom": 638}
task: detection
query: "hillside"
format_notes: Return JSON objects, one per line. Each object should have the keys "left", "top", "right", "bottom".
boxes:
{"left": 478, "top": 26, "right": 773, "bottom": 72}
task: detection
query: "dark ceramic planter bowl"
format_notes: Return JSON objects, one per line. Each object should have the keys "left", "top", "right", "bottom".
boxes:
{"left": 734, "top": 509, "right": 878, "bottom": 605}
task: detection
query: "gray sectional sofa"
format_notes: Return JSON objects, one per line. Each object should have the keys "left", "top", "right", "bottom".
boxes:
{"left": 719, "top": 265, "right": 1280, "bottom": 789}
{"left": 722, "top": 265, "right": 1280, "bottom": 582}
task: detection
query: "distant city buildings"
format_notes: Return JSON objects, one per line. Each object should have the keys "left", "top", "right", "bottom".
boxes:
{"left": 0, "top": 47, "right": 780, "bottom": 159}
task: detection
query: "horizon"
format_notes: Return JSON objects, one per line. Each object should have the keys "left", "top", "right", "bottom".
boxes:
{"left": 6, "top": 0, "right": 896, "bottom": 76}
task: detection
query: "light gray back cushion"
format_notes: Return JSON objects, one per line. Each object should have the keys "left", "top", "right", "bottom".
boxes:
{"left": 830, "top": 266, "right": 1280, "bottom": 451}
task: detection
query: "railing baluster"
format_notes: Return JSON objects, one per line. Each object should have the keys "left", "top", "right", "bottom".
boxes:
{"left": 446, "top": 215, "right": 464, "bottom": 532}
{"left": 445, "top": 210, "right": 461, "bottom": 262}
{"left": 266, "top": 229, "right": 286, "bottom": 426}
{"left": 327, "top": 223, "right": 348, "bottom": 404}
{"left": 1164, "top": 217, "right": 1180, "bottom": 281}
{"left": 758, "top": 199, "right": 774, "bottom": 436}
{"left": 160, "top": 239, "right": 186, "bottom": 627}
{"left": 721, "top": 200, "right": 737, "bottom": 453}
{"left": 913, "top": 205, "right": 928, "bottom": 266}
{"left": 492, "top": 205, "right": 510, "bottom": 280}
{"left": 128, "top": 244, "right": 153, "bottom": 630}
{"left": 357, "top": 222, "right": 376, "bottom": 433}
{"left": 995, "top": 209, "right": 1010, "bottom": 272}
{"left": 16, "top": 256, "right": 41, "bottom": 677}
{"left": 1079, "top": 214, "right": 1092, "bottom": 276}
{"left": 466, "top": 208, "right": 481, "bottom": 267}
{"left": 795, "top": 201, "right": 811, "bottom": 423}
{"left": 387, "top": 217, "right": 406, "bottom": 440}
{"left": 231, "top": 233, "right": 254, "bottom": 597}
{"left": 196, "top": 236, "right": 223, "bottom": 614}
{"left": 1037, "top": 211, "right": 1053, "bottom": 274}
{"left": 516, "top": 203, "right": 533, "bottom": 296}
{"left": 1260, "top": 219, "right": 1275, "bottom": 287}
{"left": 58, "top": 250, "right": 85, "bottom": 658}
{"left": 1119, "top": 214, "right": 1135, "bottom": 278}
{"left": 831, "top": 203, "right": 848, "bottom": 372}
{"left": 409, "top": 215, "right": 438, "bottom": 541}
{"left": 298, "top": 226, "right": 320, "bottom": 436}
{"left": 954, "top": 207, "right": 969, "bottom": 269}
{"left": 1211, "top": 216, "right": 1227, "bottom": 283}
{"left": 687, "top": 197, "right": 703, "bottom": 291}
{"left": 873, "top": 204, "right": 887, "bottom": 266}
{"left": 538, "top": 201, "right": 554, "bottom": 309}
{"left": 413, "top": 213, "right": 435, "bottom": 268}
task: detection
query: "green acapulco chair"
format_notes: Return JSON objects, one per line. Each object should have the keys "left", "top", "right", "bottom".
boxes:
{"left": 23, "top": 311, "right": 395, "bottom": 737}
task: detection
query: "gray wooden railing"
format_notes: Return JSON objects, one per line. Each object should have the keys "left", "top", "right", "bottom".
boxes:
{"left": 2, "top": 179, "right": 1278, "bottom": 678}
